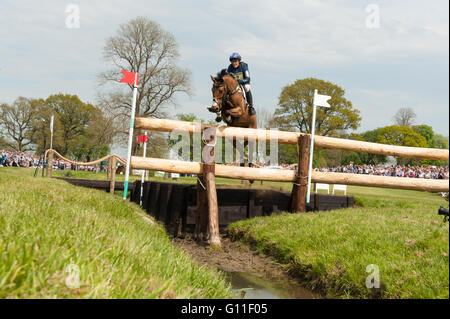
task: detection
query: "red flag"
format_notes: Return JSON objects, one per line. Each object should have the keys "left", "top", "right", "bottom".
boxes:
{"left": 120, "top": 70, "right": 139, "bottom": 86}
{"left": 137, "top": 135, "right": 147, "bottom": 143}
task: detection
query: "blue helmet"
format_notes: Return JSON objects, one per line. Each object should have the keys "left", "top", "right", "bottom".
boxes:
{"left": 229, "top": 52, "right": 241, "bottom": 62}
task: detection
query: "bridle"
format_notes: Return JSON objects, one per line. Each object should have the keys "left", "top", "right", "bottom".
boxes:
{"left": 212, "top": 79, "right": 242, "bottom": 112}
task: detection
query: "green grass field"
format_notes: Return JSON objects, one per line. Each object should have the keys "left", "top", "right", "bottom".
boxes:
{"left": 6, "top": 168, "right": 449, "bottom": 298}
{"left": 228, "top": 185, "right": 449, "bottom": 298}
{"left": 0, "top": 167, "right": 233, "bottom": 298}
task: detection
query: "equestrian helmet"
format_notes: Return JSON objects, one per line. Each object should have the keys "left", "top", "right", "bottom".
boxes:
{"left": 229, "top": 52, "right": 241, "bottom": 62}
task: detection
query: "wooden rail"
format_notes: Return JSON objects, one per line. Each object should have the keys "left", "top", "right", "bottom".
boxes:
{"left": 135, "top": 117, "right": 449, "bottom": 160}
{"left": 131, "top": 156, "right": 449, "bottom": 192}
{"left": 44, "top": 149, "right": 126, "bottom": 194}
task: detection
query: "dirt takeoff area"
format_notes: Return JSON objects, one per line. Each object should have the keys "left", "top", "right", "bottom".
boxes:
{"left": 171, "top": 234, "right": 321, "bottom": 299}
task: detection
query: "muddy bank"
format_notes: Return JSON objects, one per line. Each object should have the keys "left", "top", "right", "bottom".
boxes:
{"left": 172, "top": 234, "right": 321, "bottom": 299}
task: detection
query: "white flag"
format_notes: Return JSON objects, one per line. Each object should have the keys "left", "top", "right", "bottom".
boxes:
{"left": 50, "top": 115, "right": 54, "bottom": 133}
{"left": 314, "top": 91, "right": 331, "bottom": 108}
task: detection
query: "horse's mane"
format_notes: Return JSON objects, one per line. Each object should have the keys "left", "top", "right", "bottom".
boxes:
{"left": 215, "top": 69, "right": 235, "bottom": 83}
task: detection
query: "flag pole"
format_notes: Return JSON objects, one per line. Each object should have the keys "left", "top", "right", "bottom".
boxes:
{"left": 50, "top": 115, "right": 54, "bottom": 150}
{"left": 306, "top": 89, "right": 318, "bottom": 204}
{"left": 123, "top": 73, "right": 138, "bottom": 200}
{"left": 139, "top": 132, "right": 147, "bottom": 206}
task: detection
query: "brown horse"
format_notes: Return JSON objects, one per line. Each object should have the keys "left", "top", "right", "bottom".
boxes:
{"left": 208, "top": 70, "right": 257, "bottom": 169}
{"left": 208, "top": 70, "right": 257, "bottom": 129}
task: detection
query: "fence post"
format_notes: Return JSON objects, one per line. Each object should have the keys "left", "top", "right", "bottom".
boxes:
{"left": 195, "top": 174, "right": 208, "bottom": 241}
{"left": 202, "top": 126, "right": 220, "bottom": 247}
{"left": 289, "top": 134, "right": 311, "bottom": 212}
{"left": 110, "top": 156, "right": 116, "bottom": 194}
{"left": 107, "top": 156, "right": 112, "bottom": 181}
{"left": 46, "top": 151, "right": 53, "bottom": 178}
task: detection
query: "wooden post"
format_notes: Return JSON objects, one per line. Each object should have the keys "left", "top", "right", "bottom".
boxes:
{"left": 110, "top": 156, "right": 116, "bottom": 194}
{"left": 289, "top": 135, "right": 311, "bottom": 213}
{"left": 195, "top": 174, "right": 208, "bottom": 241}
{"left": 107, "top": 156, "right": 112, "bottom": 181}
{"left": 46, "top": 151, "right": 53, "bottom": 178}
{"left": 202, "top": 127, "right": 220, "bottom": 247}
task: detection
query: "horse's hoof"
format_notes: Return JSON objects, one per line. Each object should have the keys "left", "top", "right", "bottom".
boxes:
{"left": 215, "top": 117, "right": 222, "bottom": 122}
{"left": 240, "top": 163, "right": 245, "bottom": 167}
{"left": 207, "top": 107, "right": 216, "bottom": 113}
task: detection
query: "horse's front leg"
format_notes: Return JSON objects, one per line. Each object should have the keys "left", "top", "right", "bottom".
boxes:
{"left": 228, "top": 106, "right": 243, "bottom": 117}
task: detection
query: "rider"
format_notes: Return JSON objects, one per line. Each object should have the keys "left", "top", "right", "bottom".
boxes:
{"left": 227, "top": 52, "right": 256, "bottom": 116}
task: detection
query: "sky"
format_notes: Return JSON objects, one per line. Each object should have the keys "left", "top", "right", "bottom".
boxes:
{"left": 0, "top": 0, "right": 448, "bottom": 149}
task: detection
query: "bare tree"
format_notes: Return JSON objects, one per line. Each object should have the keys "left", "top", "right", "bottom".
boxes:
{"left": 393, "top": 107, "right": 416, "bottom": 127}
{"left": 257, "top": 107, "right": 274, "bottom": 129}
{"left": 98, "top": 16, "right": 192, "bottom": 153}
{"left": 0, "top": 97, "right": 39, "bottom": 151}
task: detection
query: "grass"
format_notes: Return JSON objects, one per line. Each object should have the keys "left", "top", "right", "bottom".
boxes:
{"left": 0, "top": 167, "right": 233, "bottom": 298}
{"left": 227, "top": 186, "right": 449, "bottom": 298}
{"left": 42, "top": 169, "right": 450, "bottom": 298}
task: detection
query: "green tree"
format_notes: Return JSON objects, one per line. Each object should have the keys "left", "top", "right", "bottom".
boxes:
{"left": 278, "top": 144, "right": 298, "bottom": 165}
{"left": 0, "top": 97, "right": 42, "bottom": 152}
{"left": 29, "top": 100, "right": 57, "bottom": 155}
{"left": 69, "top": 107, "right": 114, "bottom": 161}
{"left": 44, "top": 94, "right": 97, "bottom": 156}
{"left": 412, "top": 124, "right": 435, "bottom": 148}
{"left": 359, "top": 129, "right": 388, "bottom": 164}
{"left": 433, "top": 134, "right": 448, "bottom": 150}
{"left": 370, "top": 125, "right": 427, "bottom": 165}
{"left": 375, "top": 125, "right": 427, "bottom": 148}
{"left": 273, "top": 78, "right": 361, "bottom": 136}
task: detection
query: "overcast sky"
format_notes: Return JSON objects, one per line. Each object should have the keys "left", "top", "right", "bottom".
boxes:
{"left": 1, "top": 0, "right": 448, "bottom": 142}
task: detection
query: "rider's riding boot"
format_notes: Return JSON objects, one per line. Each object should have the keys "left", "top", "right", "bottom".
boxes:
{"left": 246, "top": 91, "right": 256, "bottom": 115}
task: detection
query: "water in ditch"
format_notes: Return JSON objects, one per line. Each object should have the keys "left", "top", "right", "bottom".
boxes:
{"left": 221, "top": 270, "right": 320, "bottom": 299}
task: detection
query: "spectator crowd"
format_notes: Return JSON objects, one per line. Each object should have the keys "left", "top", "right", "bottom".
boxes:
{"left": 315, "top": 163, "right": 449, "bottom": 180}
{"left": 0, "top": 149, "right": 102, "bottom": 171}
{"left": 2, "top": 149, "right": 449, "bottom": 179}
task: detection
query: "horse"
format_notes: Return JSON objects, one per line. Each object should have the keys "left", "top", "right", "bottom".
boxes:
{"left": 207, "top": 70, "right": 257, "bottom": 170}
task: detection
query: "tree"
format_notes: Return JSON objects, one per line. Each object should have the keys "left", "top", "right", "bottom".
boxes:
{"left": 69, "top": 107, "right": 115, "bottom": 161}
{"left": 98, "top": 16, "right": 192, "bottom": 154}
{"left": 412, "top": 124, "right": 435, "bottom": 148}
{"left": 0, "top": 97, "right": 41, "bottom": 151}
{"left": 257, "top": 107, "right": 274, "bottom": 130}
{"left": 28, "top": 100, "right": 55, "bottom": 155}
{"left": 433, "top": 134, "right": 448, "bottom": 150}
{"left": 273, "top": 78, "right": 361, "bottom": 136}
{"left": 370, "top": 125, "right": 427, "bottom": 165}
{"left": 393, "top": 107, "right": 416, "bottom": 127}
{"left": 375, "top": 125, "right": 427, "bottom": 148}
{"left": 44, "top": 94, "right": 98, "bottom": 156}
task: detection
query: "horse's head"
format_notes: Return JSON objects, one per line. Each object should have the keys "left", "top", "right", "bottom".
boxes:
{"left": 208, "top": 74, "right": 226, "bottom": 113}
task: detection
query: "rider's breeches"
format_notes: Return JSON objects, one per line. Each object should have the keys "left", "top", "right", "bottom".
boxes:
{"left": 243, "top": 84, "right": 253, "bottom": 107}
